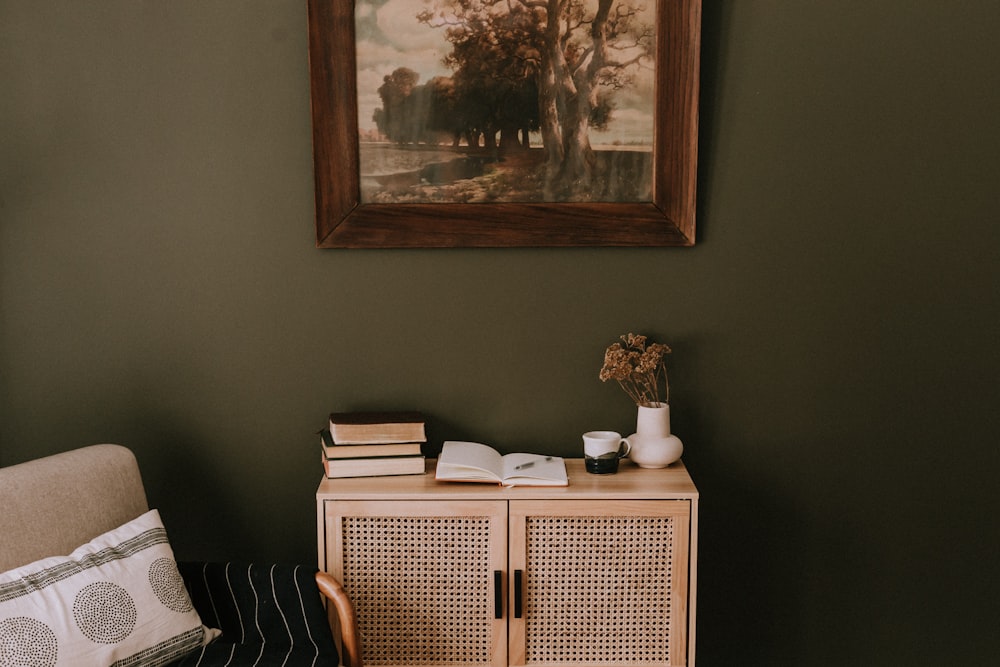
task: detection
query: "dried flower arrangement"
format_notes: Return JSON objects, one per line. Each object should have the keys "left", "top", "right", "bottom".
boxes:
{"left": 599, "top": 333, "right": 672, "bottom": 407}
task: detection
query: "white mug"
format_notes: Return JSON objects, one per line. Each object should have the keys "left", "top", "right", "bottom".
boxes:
{"left": 582, "top": 431, "right": 632, "bottom": 459}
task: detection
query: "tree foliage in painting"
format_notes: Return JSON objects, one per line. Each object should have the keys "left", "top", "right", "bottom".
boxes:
{"left": 372, "top": 0, "right": 654, "bottom": 200}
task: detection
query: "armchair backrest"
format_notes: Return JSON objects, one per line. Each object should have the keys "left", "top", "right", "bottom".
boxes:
{"left": 0, "top": 444, "right": 149, "bottom": 571}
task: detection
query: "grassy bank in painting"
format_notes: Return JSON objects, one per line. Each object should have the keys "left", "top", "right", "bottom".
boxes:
{"left": 360, "top": 144, "right": 652, "bottom": 204}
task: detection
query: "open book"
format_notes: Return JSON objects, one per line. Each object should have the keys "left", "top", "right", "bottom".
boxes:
{"left": 435, "top": 441, "right": 568, "bottom": 487}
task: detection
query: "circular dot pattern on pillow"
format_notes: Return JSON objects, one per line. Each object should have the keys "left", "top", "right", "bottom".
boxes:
{"left": 73, "top": 581, "right": 138, "bottom": 644}
{"left": 0, "top": 616, "right": 59, "bottom": 667}
{"left": 149, "top": 557, "right": 193, "bottom": 613}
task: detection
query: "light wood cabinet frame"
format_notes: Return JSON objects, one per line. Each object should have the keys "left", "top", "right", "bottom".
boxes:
{"left": 318, "top": 459, "right": 698, "bottom": 667}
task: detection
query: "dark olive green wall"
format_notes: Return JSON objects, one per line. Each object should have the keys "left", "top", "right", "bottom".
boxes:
{"left": 3, "top": 1, "right": 998, "bottom": 664}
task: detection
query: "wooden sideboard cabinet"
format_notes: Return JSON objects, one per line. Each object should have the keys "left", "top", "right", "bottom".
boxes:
{"left": 317, "top": 459, "right": 698, "bottom": 667}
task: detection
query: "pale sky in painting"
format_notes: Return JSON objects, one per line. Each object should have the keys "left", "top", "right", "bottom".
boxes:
{"left": 355, "top": 0, "right": 451, "bottom": 132}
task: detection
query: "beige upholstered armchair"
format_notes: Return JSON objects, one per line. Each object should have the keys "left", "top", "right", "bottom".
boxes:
{"left": 0, "top": 444, "right": 362, "bottom": 667}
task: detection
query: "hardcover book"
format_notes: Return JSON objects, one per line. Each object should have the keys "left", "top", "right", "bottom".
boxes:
{"left": 322, "top": 455, "right": 426, "bottom": 479}
{"left": 320, "top": 429, "right": 423, "bottom": 458}
{"left": 328, "top": 411, "right": 426, "bottom": 444}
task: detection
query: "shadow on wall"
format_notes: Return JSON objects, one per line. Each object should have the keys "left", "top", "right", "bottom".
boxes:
{"left": 130, "top": 422, "right": 240, "bottom": 561}
{"left": 694, "top": 465, "right": 810, "bottom": 665}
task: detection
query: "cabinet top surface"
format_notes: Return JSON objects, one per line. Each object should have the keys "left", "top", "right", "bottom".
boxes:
{"left": 316, "top": 458, "right": 698, "bottom": 500}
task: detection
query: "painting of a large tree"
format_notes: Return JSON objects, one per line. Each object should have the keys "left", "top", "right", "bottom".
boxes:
{"left": 356, "top": 0, "right": 655, "bottom": 204}
{"left": 307, "top": 0, "right": 700, "bottom": 247}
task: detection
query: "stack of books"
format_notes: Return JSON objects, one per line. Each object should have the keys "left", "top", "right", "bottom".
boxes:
{"left": 320, "top": 411, "right": 427, "bottom": 478}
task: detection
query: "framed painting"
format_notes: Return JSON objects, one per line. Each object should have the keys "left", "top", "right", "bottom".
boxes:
{"left": 307, "top": 0, "right": 700, "bottom": 248}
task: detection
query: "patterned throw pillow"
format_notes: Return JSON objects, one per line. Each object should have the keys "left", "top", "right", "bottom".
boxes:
{"left": 0, "top": 509, "right": 218, "bottom": 666}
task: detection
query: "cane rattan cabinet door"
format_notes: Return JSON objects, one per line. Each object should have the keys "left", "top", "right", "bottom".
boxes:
{"left": 323, "top": 499, "right": 508, "bottom": 667}
{"left": 508, "top": 500, "right": 692, "bottom": 667}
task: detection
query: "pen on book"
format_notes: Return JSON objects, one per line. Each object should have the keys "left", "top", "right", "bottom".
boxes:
{"left": 515, "top": 456, "right": 554, "bottom": 470}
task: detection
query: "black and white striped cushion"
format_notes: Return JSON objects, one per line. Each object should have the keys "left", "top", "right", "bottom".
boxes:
{"left": 172, "top": 562, "right": 339, "bottom": 667}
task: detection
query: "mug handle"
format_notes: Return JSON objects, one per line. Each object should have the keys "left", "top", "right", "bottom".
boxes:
{"left": 619, "top": 438, "right": 631, "bottom": 458}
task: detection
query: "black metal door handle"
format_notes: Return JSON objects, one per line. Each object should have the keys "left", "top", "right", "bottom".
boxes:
{"left": 514, "top": 569, "right": 523, "bottom": 618}
{"left": 494, "top": 570, "right": 503, "bottom": 619}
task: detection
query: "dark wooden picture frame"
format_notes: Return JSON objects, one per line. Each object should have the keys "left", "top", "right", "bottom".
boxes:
{"left": 307, "top": 0, "right": 700, "bottom": 248}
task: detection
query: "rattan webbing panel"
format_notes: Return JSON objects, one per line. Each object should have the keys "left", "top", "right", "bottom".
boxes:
{"left": 524, "top": 515, "right": 677, "bottom": 665}
{"left": 342, "top": 515, "right": 494, "bottom": 666}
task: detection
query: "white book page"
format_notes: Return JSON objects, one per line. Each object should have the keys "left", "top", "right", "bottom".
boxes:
{"left": 500, "top": 454, "right": 567, "bottom": 483}
{"left": 437, "top": 441, "right": 503, "bottom": 479}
